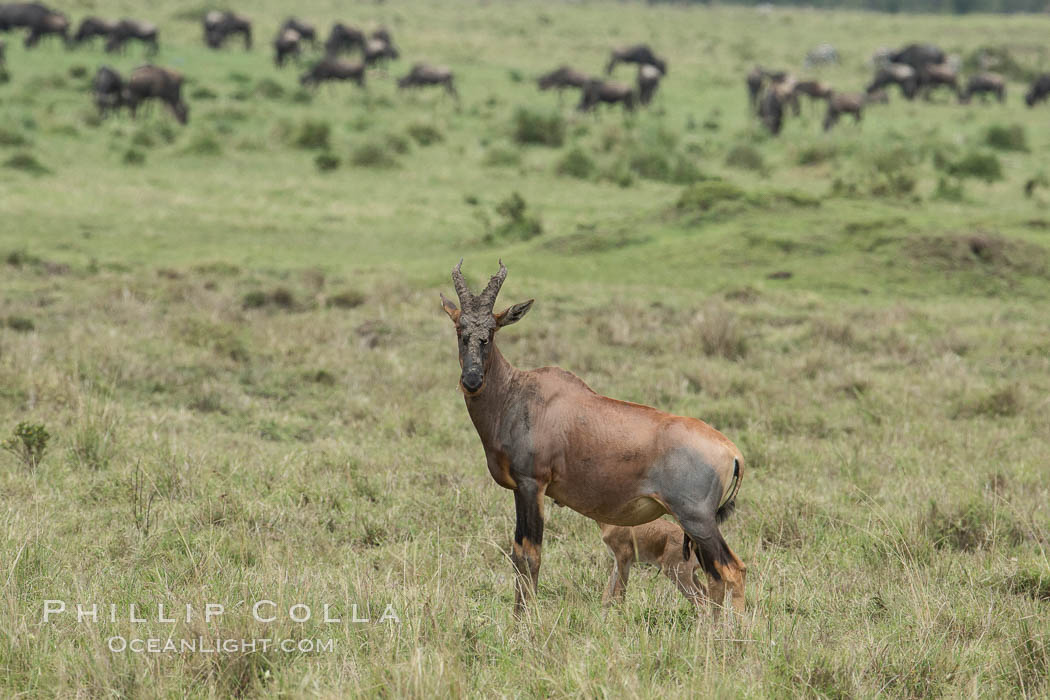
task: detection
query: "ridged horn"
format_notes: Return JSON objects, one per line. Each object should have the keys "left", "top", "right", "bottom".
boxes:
{"left": 478, "top": 259, "right": 507, "bottom": 309}
{"left": 451, "top": 258, "right": 472, "bottom": 306}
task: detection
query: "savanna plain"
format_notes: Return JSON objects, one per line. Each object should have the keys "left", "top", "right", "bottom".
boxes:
{"left": 1, "top": 0, "right": 1049, "bottom": 696}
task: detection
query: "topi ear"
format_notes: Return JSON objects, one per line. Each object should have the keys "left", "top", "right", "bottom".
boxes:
{"left": 494, "top": 299, "right": 533, "bottom": 327}
{"left": 440, "top": 293, "right": 460, "bottom": 323}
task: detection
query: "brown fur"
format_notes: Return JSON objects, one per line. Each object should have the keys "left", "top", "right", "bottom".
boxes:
{"left": 599, "top": 519, "right": 705, "bottom": 607}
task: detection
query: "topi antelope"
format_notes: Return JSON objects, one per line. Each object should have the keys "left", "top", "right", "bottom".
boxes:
{"left": 441, "top": 261, "right": 746, "bottom": 616}
{"left": 600, "top": 520, "right": 705, "bottom": 607}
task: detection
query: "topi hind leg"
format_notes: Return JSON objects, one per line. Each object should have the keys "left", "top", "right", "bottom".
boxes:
{"left": 510, "top": 479, "right": 545, "bottom": 616}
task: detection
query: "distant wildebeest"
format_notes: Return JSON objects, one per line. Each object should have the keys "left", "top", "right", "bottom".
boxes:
{"left": 398, "top": 62, "right": 458, "bottom": 98}
{"left": 363, "top": 33, "right": 398, "bottom": 67}
{"left": 578, "top": 78, "right": 635, "bottom": 112}
{"left": 324, "top": 22, "right": 364, "bottom": 56}
{"left": 203, "top": 10, "right": 251, "bottom": 50}
{"left": 606, "top": 43, "right": 667, "bottom": 76}
{"left": 793, "top": 79, "right": 833, "bottom": 107}
{"left": 105, "top": 19, "right": 158, "bottom": 55}
{"left": 71, "top": 16, "right": 116, "bottom": 46}
{"left": 280, "top": 17, "right": 315, "bottom": 46}
{"left": 300, "top": 55, "right": 365, "bottom": 87}
{"left": 124, "top": 65, "right": 188, "bottom": 124}
{"left": 867, "top": 62, "right": 917, "bottom": 100}
{"left": 918, "top": 62, "right": 959, "bottom": 100}
{"left": 756, "top": 76, "right": 800, "bottom": 135}
{"left": 745, "top": 66, "right": 786, "bottom": 111}
{"left": 440, "top": 260, "right": 746, "bottom": 616}
{"left": 823, "top": 91, "right": 867, "bottom": 131}
{"left": 538, "top": 65, "right": 590, "bottom": 93}
{"left": 637, "top": 64, "right": 663, "bottom": 106}
{"left": 959, "top": 72, "right": 1005, "bottom": 104}
{"left": 889, "top": 42, "right": 945, "bottom": 71}
{"left": 0, "top": 3, "right": 68, "bottom": 47}
{"left": 804, "top": 43, "right": 838, "bottom": 68}
{"left": 600, "top": 520, "right": 705, "bottom": 607}
{"left": 1025, "top": 73, "right": 1050, "bottom": 107}
{"left": 273, "top": 28, "right": 301, "bottom": 67}
{"left": 92, "top": 65, "right": 123, "bottom": 116}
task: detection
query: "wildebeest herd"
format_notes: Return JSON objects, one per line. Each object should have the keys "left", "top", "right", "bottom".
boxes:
{"left": 2, "top": 2, "right": 1050, "bottom": 135}
{"left": 749, "top": 41, "right": 1050, "bottom": 134}
{"left": 0, "top": 3, "right": 462, "bottom": 124}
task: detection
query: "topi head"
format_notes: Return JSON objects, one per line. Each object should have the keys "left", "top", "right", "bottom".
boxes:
{"left": 441, "top": 260, "right": 533, "bottom": 396}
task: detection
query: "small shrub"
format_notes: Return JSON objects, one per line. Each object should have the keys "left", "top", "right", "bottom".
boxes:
{"left": 483, "top": 145, "right": 522, "bottom": 168}
{"left": 696, "top": 304, "right": 747, "bottom": 360}
{"left": 677, "top": 181, "right": 744, "bottom": 212}
{"left": 1, "top": 422, "right": 51, "bottom": 470}
{"left": 628, "top": 149, "right": 672, "bottom": 182}
{"left": 556, "top": 147, "right": 595, "bottom": 179}
{"left": 190, "top": 86, "right": 218, "bottom": 100}
{"left": 955, "top": 385, "right": 1023, "bottom": 418}
{"left": 69, "top": 65, "right": 88, "bottom": 79}
{"left": 924, "top": 499, "right": 1023, "bottom": 551}
{"left": 315, "top": 152, "right": 340, "bottom": 172}
{"left": 385, "top": 133, "right": 411, "bottom": 155}
{"left": 290, "top": 89, "right": 313, "bottom": 105}
{"left": 350, "top": 142, "right": 398, "bottom": 168}
{"left": 934, "top": 176, "right": 965, "bottom": 202}
{"left": 724, "top": 144, "right": 765, "bottom": 172}
{"left": 255, "top": 78, "right": 285, "bottom": 100}
{"left": 5, "top": 316, "right": 35, "bottom": 332}
{"left": 293, "top": 120, "right": 331, "bottom": 150}
{"left": 796, "top": 143, "right": 837, "bottom": 166}
{"left": 242, "top": 291, "right": 268, "bottom": 309}
{"left": 327, "top": 290, "right": 366, "bottom": 309}
{"left": 512, "top": 107, "right": 564, "bottom": 147}
{"left": 406, "top": 122, "right": 443, "bottom": 146}
{"left": 0, "top": 128, "right": 29, "bottom": 147}
{"left": 946, "top": 151, "right": 1003, "bottom": 182}
{"left": 985, "top": 124, "right": 1028, "bottom": 152}
{"left": 123, "top": 148, "right": 146, "bottom": 165}
{"left": 485, "top": 192, "right": 543, "bottom": 242}
{"left": 3, "top": 153, "right": 50, "bottom": 175}
{"left": 270, "top": 287, "right": 295, "bottom": 309}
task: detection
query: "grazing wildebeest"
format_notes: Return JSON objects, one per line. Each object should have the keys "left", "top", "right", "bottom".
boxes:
{"left": 273, "top": 27, "right": 301, "bottom": 67}
{"left": 804, "top": 43, "right": 838, "bottom": 68}
{"left": 637, "top": 64, "right": 663, "bottom": 106}
{"left": 105, "top": 19, "right": 158, "bottom": 55}
{"left": 363, "top": 35, "right": 398, "bottom": 67}
{"left": 92, "top": 65, "right": 123, "bottom": 116}
{"left": 578, "top": 78, "right": 635, "bottom": 112}
{"left": 0, "top": 3, "right": 68, "bottom": 47}
{"left": 124, "top": 65, "right": 188, "bottom": 124}
{"left": 1025, "top": 74, "right": 1050, "bottom": 107}
{"left": 889, "top": 42, "right": 945, "bottom": 71}
{"left": 606, "top": 43, "right": 667, "bottom": 76}
{"left": 203, "top": 10, "right": 251, "bottom": 50}
{"left": 867, "top": 62, "right": 917, "bottom": 100}
{"left": 280, "top": 17, "right": 315, "bottom": 46}
{"left": 440, "top": 261, "right": 746, "bottom": 616}
{"left": 959, "top": 72, "right": 1005, "bottom": 104}
{"left": 324, "top": 22, "right": 364, "bottom": 56}
{"left": 398, "top": 62, "right": 458, "bottom": 97}
{"left": 918, "top": 62, "right": 959, "bottom": 100}
{"left": 823, "top": 91, "right": 866, "bottom": 131}
{"left": 300, "top": 55, "right": 365, "bottom": 87}
{"left": 71, "top": 16, "right": 116, "bottom": 46}
{"left": 758, "top": 87, "right": 785, "bottom": 135}
{"left": 600, "top": 520, "right": 706, "bottom": 607}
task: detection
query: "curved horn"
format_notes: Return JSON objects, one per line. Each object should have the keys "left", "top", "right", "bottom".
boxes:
{"left": 478, "top": 259, "right": 507, "bottom": 309}
{"left": 451, "top": 258, "right": 472, "bottom": 306}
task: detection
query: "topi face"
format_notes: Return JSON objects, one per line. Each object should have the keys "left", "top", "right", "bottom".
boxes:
{"left": 440, "top": 260, "right": 533, "bottom": 396}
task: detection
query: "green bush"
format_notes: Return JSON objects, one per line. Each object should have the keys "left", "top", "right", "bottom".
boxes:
{"left": 946, "top": 151, "right": 1003, "bottom": 182}
{"left": 385, "top": 133, "right": 411, "bottom": 155}
{"left": 255, "top": 78, "right": 285, "bottom": 100}
{"left": 724, "top": 144, "right": 765, "bottom": 172}
{"left": 123, "top": 148, "right": 146, "bottom": 165}
{"left": 0, "top": 128, "right": 29, "bottom": 147}
{"left": 406, "top": 123, "right": 443, "bottom": 146}
{"left": 327, "top": 290, "right": 366, "bottom": 309}
{"left": 183, "top": 132, "right": 222, "bottom": 156}
{"left": 677, "top": 181, "right": 745, "bottom": 212}
{"left": 1, "top": 422, "right": 50, "bottom": 469}
{"left": 5, "top": 316, "right": 35, "bottom": 332}
{"left": 315, "top": 152, "right": 340, "bottom": 172}
{"left": 483, "top": 145, "right": 522, "bottom": 168}
{"left": 293, "top": 120, "right": 331, "bottom": 150}
{"left": 984, "top": 124, "right": 1027, "bottom": 152}
{"left": 512, "top": 107, "right": 564, "bottom": 147}
{"left": 350, "top": 142, "right": 398, "bottom": 168}
{"left": 485, "top": 192, "right": 543, "bottom": 242}
{"left": 190, "top": 86, "right": 219, "bottom": 100}
{"left": 3, "top": 153, "right": 50, "bottom": 175}
{"left": 796, "top": 143, "right": 837, "bottom": 166}
{"left": 556, "top": 148, "right": 596, "bottom": 179}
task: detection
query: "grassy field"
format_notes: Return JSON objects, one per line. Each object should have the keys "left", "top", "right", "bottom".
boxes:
{"left": 2, "top": 0, "right": 1050, "bottom": 696}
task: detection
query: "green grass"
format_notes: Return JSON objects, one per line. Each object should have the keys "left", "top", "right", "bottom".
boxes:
{"left": 1, "top": 0, "right": 1049, "bottom": 697}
